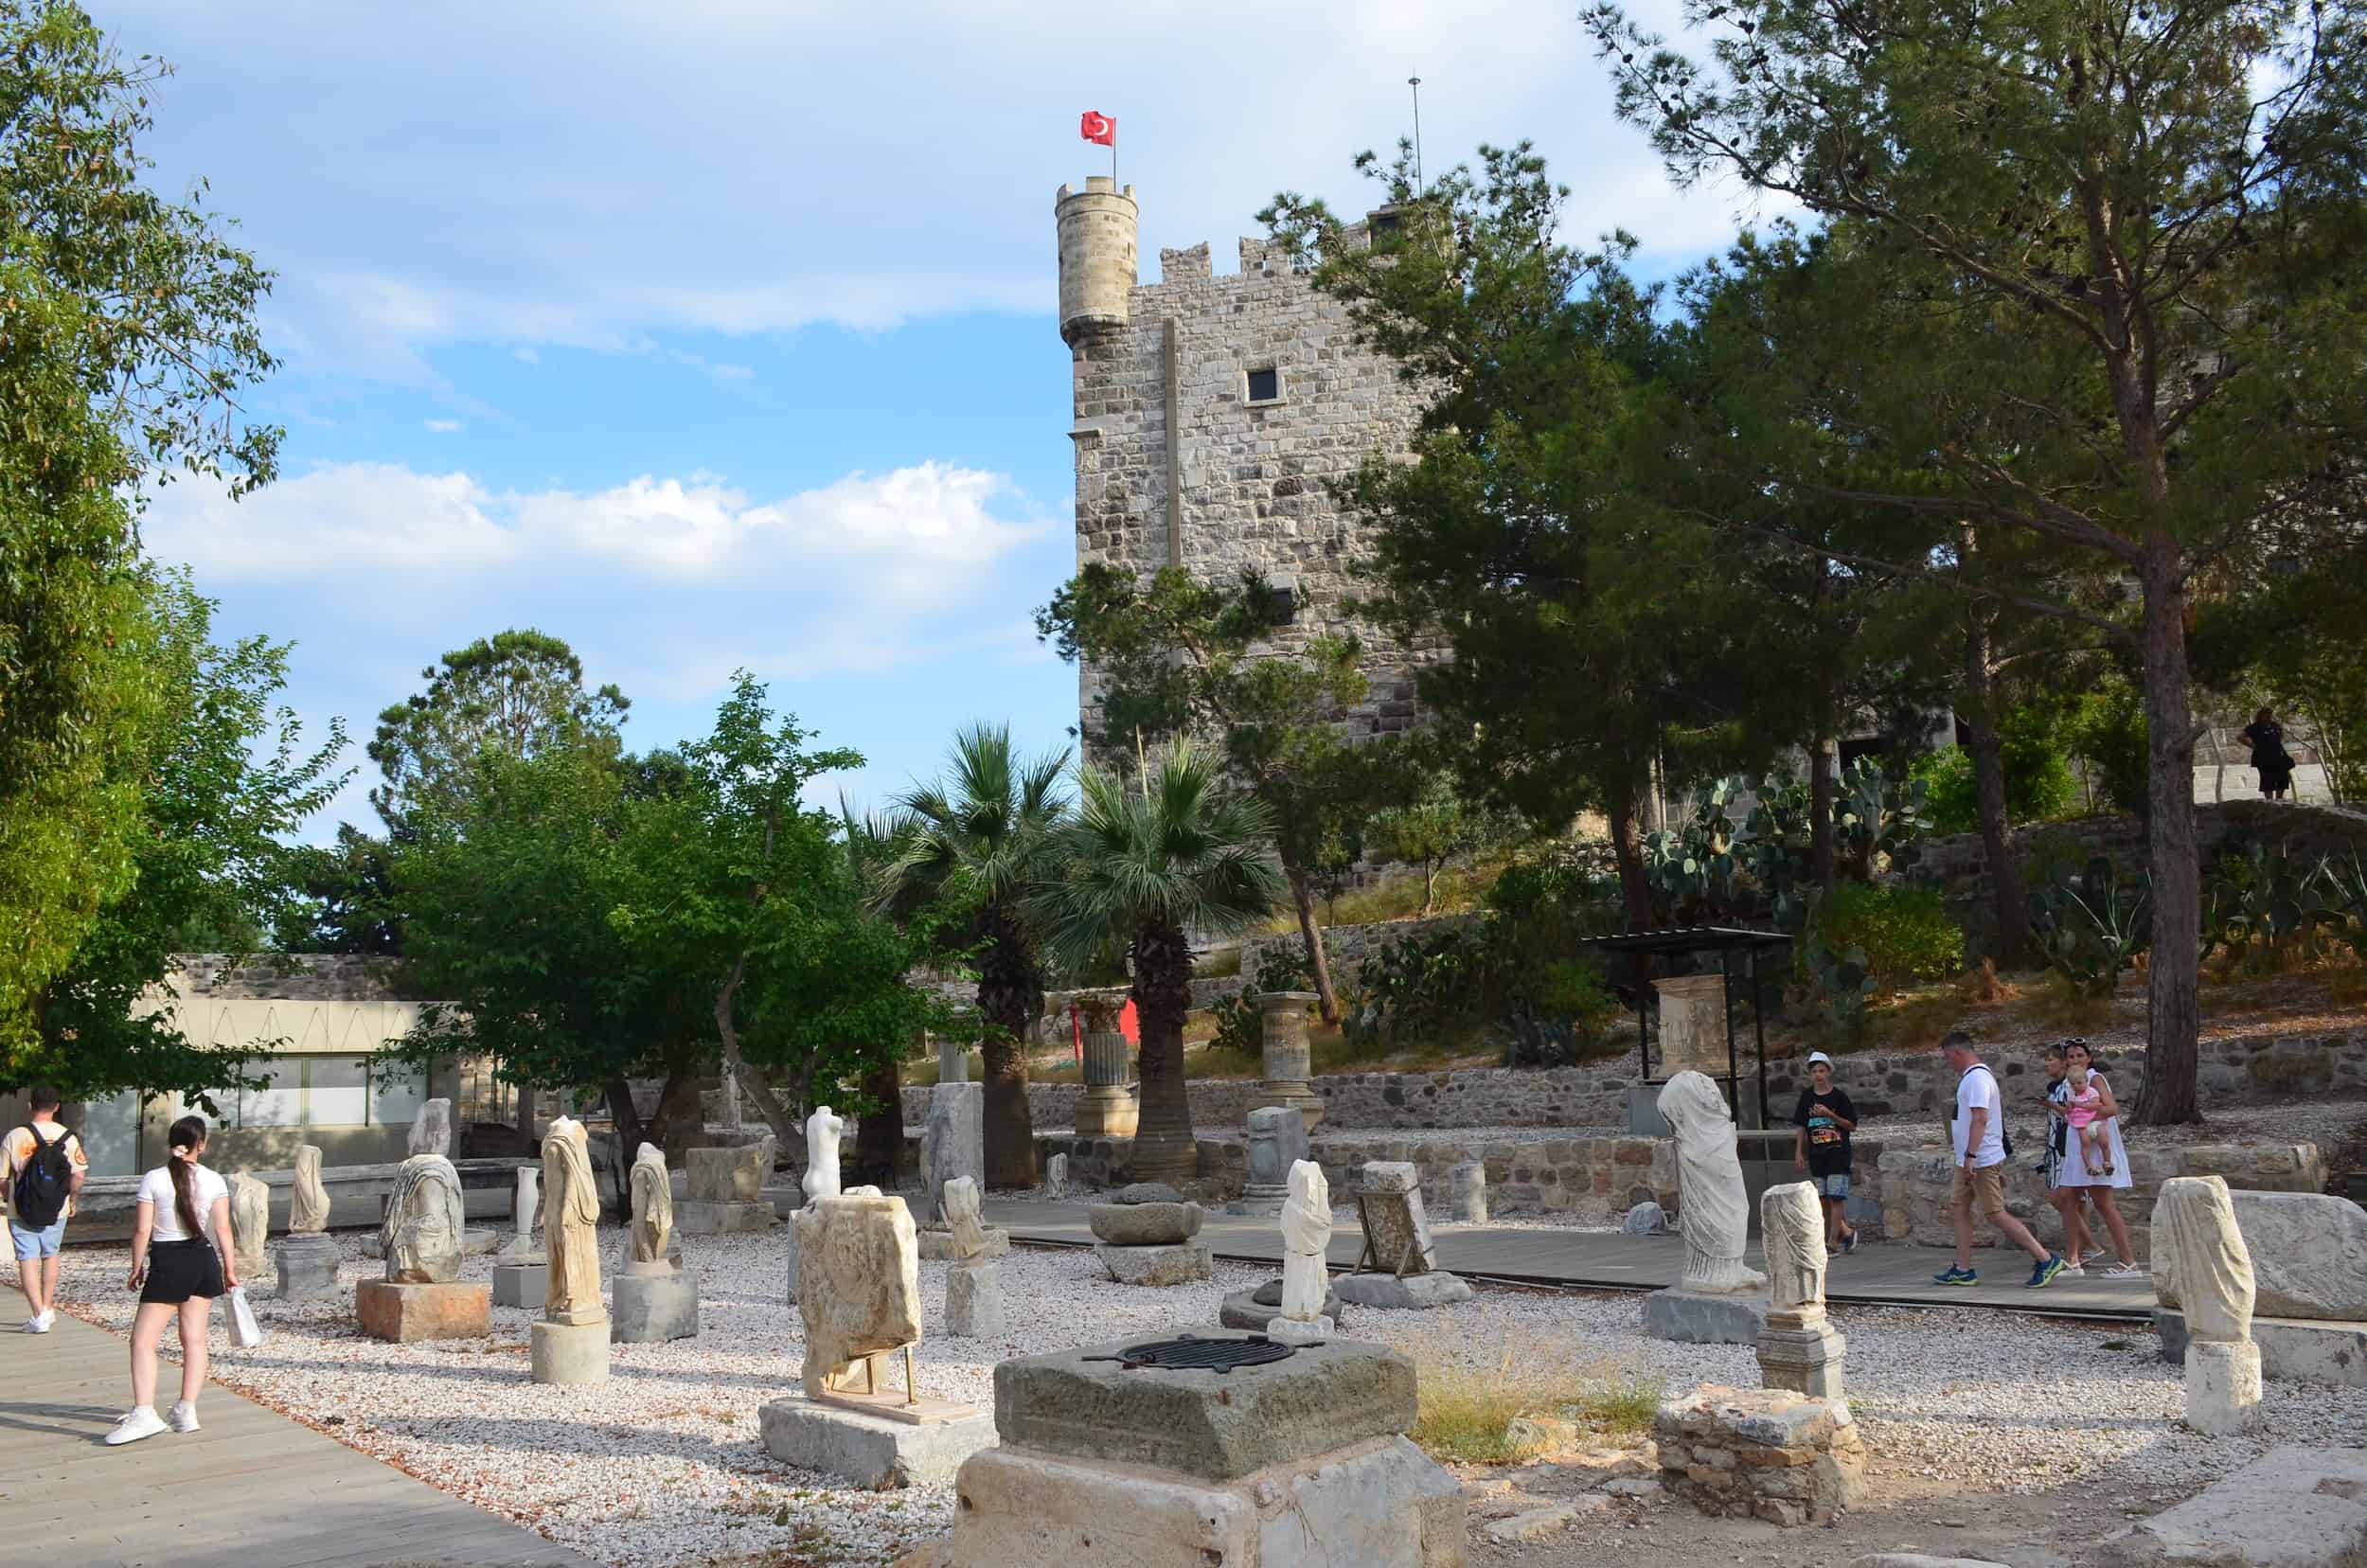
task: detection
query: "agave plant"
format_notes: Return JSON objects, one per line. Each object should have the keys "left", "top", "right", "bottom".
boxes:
{"left": 2029, "top": 857, "right": 2152, "bottom": 998}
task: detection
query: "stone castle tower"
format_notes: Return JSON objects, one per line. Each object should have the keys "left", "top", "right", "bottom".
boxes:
{"left": 1054, "top": 176, "right": 1433, "bottom": 750}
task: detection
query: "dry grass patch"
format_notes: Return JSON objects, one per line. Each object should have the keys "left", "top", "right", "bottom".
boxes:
{"left": 1403, "top": 1331, "right": 1663, "bottom": 1465}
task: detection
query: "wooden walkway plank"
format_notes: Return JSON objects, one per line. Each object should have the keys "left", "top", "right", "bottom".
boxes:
{"left": 0, "top": 1301, "right": 599, "bottom": 1568}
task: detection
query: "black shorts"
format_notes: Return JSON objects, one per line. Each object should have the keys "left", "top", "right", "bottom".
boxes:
{"left": 140, "top": 1238, "right": 225, "bottom": 1305}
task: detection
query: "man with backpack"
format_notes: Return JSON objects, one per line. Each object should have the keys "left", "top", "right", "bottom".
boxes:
{"left": 1931, "top": 1032, "right": 2065, "bottom": 1290}
{"left": 6, "top": 1086, "right": 88, "bottom": 1332}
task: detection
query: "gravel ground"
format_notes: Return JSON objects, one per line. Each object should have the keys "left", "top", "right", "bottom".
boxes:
{"left": 41, "top": 1227, "right": 2367, "bottom": 1568}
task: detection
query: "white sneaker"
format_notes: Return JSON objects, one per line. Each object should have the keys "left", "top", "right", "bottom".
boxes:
{"left": 104, "top": 1407, "right": 169, "bottom": 1446}
{"left": 167, "top": 1401, "right": 201, "bottom": 1433}
{"left": 32, "top": 1308, "right": 55, "bottom": 1331}
{"left": 2056, "top": 1263, "right": 2086, "bottom": 1276}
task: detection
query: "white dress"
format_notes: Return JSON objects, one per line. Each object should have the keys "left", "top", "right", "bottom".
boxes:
{"left": 2051, "top": 1071, "right": 2131, "bottom": 1190}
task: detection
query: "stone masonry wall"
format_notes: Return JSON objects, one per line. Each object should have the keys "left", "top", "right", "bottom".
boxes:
{"left": 1066, "top": 221, "right": 1437, "bottom": 748}
{"left": 167, "top": 952, "right": 413, "bottom": 1001}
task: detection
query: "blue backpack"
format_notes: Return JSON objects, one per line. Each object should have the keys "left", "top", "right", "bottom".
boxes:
{"left": 10, "top": 1126, "right": 77, "bottom": 1228}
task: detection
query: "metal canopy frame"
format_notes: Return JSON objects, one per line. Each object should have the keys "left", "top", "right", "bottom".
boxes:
{"left": 1577, "top": 925, "right": 1792, "bottom": 1126}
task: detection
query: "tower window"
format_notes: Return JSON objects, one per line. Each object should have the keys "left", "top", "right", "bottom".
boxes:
{"left": 1266, "top": 581, "right": 1297, "bottom": 625}
{"left": 1245, "top": 366, "right": 1281, "bottom": 404}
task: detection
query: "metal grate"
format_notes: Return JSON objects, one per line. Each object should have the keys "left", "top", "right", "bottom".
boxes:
{"left": 1083, "top": 1333, "right": 1297, "bottom": 1374}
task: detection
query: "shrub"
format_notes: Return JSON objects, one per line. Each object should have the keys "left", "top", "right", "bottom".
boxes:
{"left": 2029, "top": 856, "right": 2150, "bottom": 997}
{"left": 1812, "top": 882, "right": 1966, "bottom": 989}
{"left": 1912, "top": 708, "right": 2080, "bottom": 836}
{"left": 2070, "top": 682, "right": 2150, "bottom": 818}
{"left": 1209, "top": 950, "right": 1314, "bottom": 1054}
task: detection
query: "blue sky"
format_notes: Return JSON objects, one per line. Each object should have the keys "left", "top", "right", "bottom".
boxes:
{"left": 107, "top": 0, "right": 1771, "bottom": 838}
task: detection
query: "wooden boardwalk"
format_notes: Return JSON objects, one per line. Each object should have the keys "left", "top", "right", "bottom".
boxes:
{"left": 982, "top": 1198, "right": 2161, "bottom": 1320}
{"left": 0, "top": 1300, "right": 598, "bottom": 1568}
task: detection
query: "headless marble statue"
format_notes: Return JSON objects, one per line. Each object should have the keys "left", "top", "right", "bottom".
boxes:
{"left": 1278, "top": 1160, "right": 1333, "bottom": 1322}
{"left": 630, "top": 1142, "right": 673, "bottom": 1267}
{"left": 1761, "top": 1181, "right": 1828, "bottom": 1319}
{"left": 382, "top": 1153, "right": 465, "bottom": 1285}
{"left": 290, "top": 1145, "right": 330, "bottom": 1235}
{"left": 543, "top": 1116, "right": 606, "bottom": 1326}
{"left": 1659, "top": 1071, "right": 1768, "bottom": 1294}
{"left": 943, "top": 1176, "right": 988, "bottom": 1263}
{"left": 803, "top": 1106, "right": 844, "bottom": 1205}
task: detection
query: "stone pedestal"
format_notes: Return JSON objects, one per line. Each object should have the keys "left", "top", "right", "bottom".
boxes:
{"left": 945, "top": 1260, "right": 1004, "bottom": 1337}
{"left": 1653, "top": 973, "right": 1730, "bottom": 1079}
{"left": 2156, "top": 1306, "right": 2367, "bottom": 1388}
{"left": 1220, "top": 1279, "right": 1344, "bottom": 1332}
{"left": 1756, "top": 1312, "right": 1847, "bottom": 1399}
{"left": 613, "top": 1268, "right": 701, "bottom": 1343}
{"left": 943, "top": 1331, "right": 1463, "bottom": 1568}
{"left": 274, "top": 1233, "right": 341, "bottom": 1302}
{"left": 531, "top": 1317, "right": 611, "bottom": 1385}
{"left": 2184, "top": 1340, "right": 2262, "bottom": 1434}
{"left": 491, "top": 1261, "right": 547, "bottom": 1310}
{"left": 1444, "top": 1160, "right": 1487, "bottom": 1224}
{"left": 1333, "top": 1272, "right": 1472, "bottom": 1310}
{"left": 923, "top": 1081, "right": 985, "bottom": 1224}
{"left": 355, "top": 1279, "right": 490, "bottom": 1344}
{"left": 1073, "top": 1085, "right": 1139, "bottom": 1138}
{"left": 917, "top": 1225, "right": 1008, "bottom": 1261}
{"left": 1657, "top": 1384, "right": 1864, "bottom": 1527}
{"left": 674, "top": 1200, "right": 777, "bottom": 1235}
{"left": 1094, "top": 1240, "right": 1212, "bottom": 1286}
{"left": 759, "top": 1396, "right": 995, "bottom": 1489}
{"left": 1643, "top": 1286, "right": 1771, "bottom": 1345}
{"left": 1265, "top": 1314, "right": 1333, "bottom": 1346}
{"left": 1248, "top": 991, "right": 1325, "bottom": 1131}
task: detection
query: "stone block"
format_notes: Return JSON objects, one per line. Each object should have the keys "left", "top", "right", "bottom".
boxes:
{"left": 943, "top": 1434, "right": 1463, "bottom": 1567}
{"left": 491, "top": 1261, "right": 546, "bottom": 1310}
{"left": 1094, "top": 1240, "right": 1212, "bottom": 1287}
{"left": 2153, "top": 1188, "right": 2367, "bottom": 1321}
{"left": 530, "top": 1317, "right": 610, "bottom": 1385}
{"left": 2094, "top": 1445, "right": 2367, "bottom": 1566}
{"left": 1643, "top": 1287, "right": 1771, "bottom": 1345}
{"left": 1622, "top": 1201, "right": 1669, "bottom": 1236}
{"left": 1655, "top": 1384, "right": 1863, "bottom": 1525}
{"left": 923, "top": 1081, "right": 984, "bottom": 1222}
{"left": 2183, "top": 1340, "right": 2261, "bottom": 1435}
{"left": 612, "top": 1269, "right": 700, "bottom": 1344}
{"left": 1355, "top": 1161, "right": 1439, "bottom": 1275}
{"left": 944, "top": 1261, "right": 1004, "bottom": 1337}
{"left": 1442, "top": 1160, "right": 1486, "bottom": 1224}
{"left": 916, "top": 1225, "right": 1009, "bottom": 1261}
{"left": 993, "top": 1330, "right": 1419, "bottom": 1481}
{"left": 1074, "top": 1087, "right": 1137, "bottom": 1138}
{"left": 2155, "top": 1308, "right": 2367, "bottom": 1388}
{"left": 686, "top": 1142, "right": 771, "bottom": 1203}
{"left": 1220, "top": 1279, "right": 1343, "bottom": 1331}
{"left": 759, "top": 1396, "right": 994, "bottom": 1489}
{"left": 1756, "top": 1321, "right": 1847, "bottom": 1400}
{"left": 274, "top": 1233, "right": 340, "bottom": 1302}
{"left": 355, "top": 1279, "right": 490, "bottom": 1343}
{"left": 673, "top": 1200, "right": 777, "bottom": 1235}
{"left": 1087, "top": 1201, "right": 1201, "bottom": 1246}
{"left": 1265, "top": 1314, "right": 1332, "bottom": 1345}
{"left": 1848, "top": 1559, "right": 2013, "bottom": 1568}
{"left": 1331, "top": 1271, "right": 1473, "bottom": 1310}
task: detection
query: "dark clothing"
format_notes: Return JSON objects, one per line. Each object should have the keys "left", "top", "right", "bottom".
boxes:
{"left": 1792, "top": 1087, "right": 1859, "bottom": 1178}
{"left": 140, "top": 1237, "right": 224, "bottom": 1305}
{"left": 2241, "top": 722, "right": 2295, "bottom": 793}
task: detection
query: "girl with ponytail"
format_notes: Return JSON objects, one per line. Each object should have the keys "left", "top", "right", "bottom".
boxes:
{"left": 113, "top": 1115, "right": 237, "bottom": 1446}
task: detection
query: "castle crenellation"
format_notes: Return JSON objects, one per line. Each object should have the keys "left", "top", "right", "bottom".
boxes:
{"left": 1057, "top": 177, "right": 1437, "bottom": 749}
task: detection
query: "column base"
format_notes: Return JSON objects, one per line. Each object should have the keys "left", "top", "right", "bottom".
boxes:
{"left": 531, "top": 1317, "right": 611, "bottom": 1384}
{"left": 355, "top": 1279, "right": 489, "bottom": 1343}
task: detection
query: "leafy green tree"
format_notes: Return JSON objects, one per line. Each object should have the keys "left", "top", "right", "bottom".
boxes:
{"left": 1369, "top": 770, "right": 1504, "bottom": 916}
{"left": 839, "top": 800, "right": 917, "bottom": 1182}
{"left": 1584, "top": 0, "right": 2367, "bottom": 1121}
{"left": 1029, "top": 743, "right": 1286, "bottom": 1184}
{"left": 9, "top": 572, "right": 347, "bottom": 1101}
{"left": 368, "top": 629, "right": 628, "bottom": 830}
{"left": 876, "top": 725, "right": 1068, "bottom": 1188}
{"left": 1264, "top": 148, "right": 1762, "bottom": 928}
{"left": 273, "top": 825, "right": 404, "bottom": 954}
{"left": 1037, "top": 566, "right": 1377, "bottom": 1021}
{"left": 1, "top": 3, "right": 281, "bottom": 1047}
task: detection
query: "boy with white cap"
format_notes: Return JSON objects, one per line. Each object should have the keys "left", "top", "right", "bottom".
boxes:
{"left": 1790, "top": 1051, "right": 1860, "bottom": 1253}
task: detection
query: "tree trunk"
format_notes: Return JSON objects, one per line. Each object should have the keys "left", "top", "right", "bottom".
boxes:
{"left": 714, "top": 959, "right": 803, "bottom": 1150}
{"left": 603, "top": 1075, "right": 648, "bottom": 1156}
{"left": 646, "top": 1069, "right": 707, "bottom": 1159}
{"left": 1287, "top": 864, "right": 1343, "bottom": 1024}
{"left": 852, "top": 1056, "right": 905, "bottom": 1186}
{"left": 974, "top": 905, "right": 1041, "bottom": 1189}
{"left": 1960, "top": 609, "right": 2034, "bottom": 967}
{"left": 514, "top": 1084, "right": 537, "bottom": 1156}
{"left": 1607, "top": 775, "right": 1656, "bottom": 929}
{"left": 1126, "top": 915, "right": 1200, "bottom": 1185}
{"left": 1421, "top": 861, "right": 1439, "bottom": 918}
{"left": 2133, "top": 541, "right": 2203, "bottom": 1125}
{"left": 1808, "top": 726, "right": 1839, "bottom": 898}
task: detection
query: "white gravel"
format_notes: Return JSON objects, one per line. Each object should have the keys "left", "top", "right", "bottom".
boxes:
{"left": 42, "top": 1221, "right": 2367, "bottom": 1567}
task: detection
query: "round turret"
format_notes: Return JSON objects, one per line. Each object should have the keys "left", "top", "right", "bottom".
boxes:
{"left": 1055, "top": 177, "right": 1138, "bottom": 347}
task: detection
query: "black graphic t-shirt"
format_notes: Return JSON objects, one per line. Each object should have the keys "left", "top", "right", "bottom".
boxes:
{"left": 1792, "top": 1087, "right": 1858, "bottom": 1177}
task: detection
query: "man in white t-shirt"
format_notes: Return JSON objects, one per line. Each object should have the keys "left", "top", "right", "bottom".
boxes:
{"left": 1933, "top": 1030, "right": 2064, "bottom": 1290}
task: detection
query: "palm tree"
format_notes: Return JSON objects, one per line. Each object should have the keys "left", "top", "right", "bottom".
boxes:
{"left": 1031, "top": 741, "right": 1285, "bottom": 1185}
{"left": 840, "top": 798, "right": 917, "bottom": 1185}
{"left": 877, "top": 725, "right": 1069, "bottom": 1188}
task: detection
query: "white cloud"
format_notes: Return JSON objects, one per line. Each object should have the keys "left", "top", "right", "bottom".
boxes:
{"left": 423, "top": 418, "right": 462, "bottom": 433}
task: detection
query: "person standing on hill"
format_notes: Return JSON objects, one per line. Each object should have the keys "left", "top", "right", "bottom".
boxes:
{"left": 2239, "top": 707, "right": 2296, "bottom": 801}
{"left": 1790, "top": 1051, "right": 1860, "bottom": 1255}
{"left": 6, "top": 1086, "right": 89, "bottom": 1333}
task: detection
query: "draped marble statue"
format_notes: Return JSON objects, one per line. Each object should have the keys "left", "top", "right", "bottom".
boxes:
{"left": 290, "top": 1145, "right": 330, "bottom": 1235}
{"left": 1761, "top": 1182, "right": 1828, "bottom": 1318}
{"left": 630, "top": 1142, "right": 674, "bottom": 1267}
{"left": 943, "top": 1176, "right": 988, "bottom": 1263}
{"left": 803, "top": 1106, "right": 845, "bottom": 1205}
{"left": 2159, "top": 1175, "right": 2260, "bottom": 1434}
{"left": 1277, "top": 1160, "right": 1334, "bottom": 1335}
{"left": 1659, "top": 1071, "right": 1767, "bottom": 1294}
{"left": 382, "top": 1153, "right": 465, "bottom": 1284}
{"left": 228, "top": 1171, "right": 270, "bottom": 1280}
{"left": 543, "top": 1116, "right": 607, "bottom": 1326}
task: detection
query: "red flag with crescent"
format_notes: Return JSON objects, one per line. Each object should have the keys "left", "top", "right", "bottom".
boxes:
{"left": 1079, "top": 110, "right": 1116, "bottom": 147}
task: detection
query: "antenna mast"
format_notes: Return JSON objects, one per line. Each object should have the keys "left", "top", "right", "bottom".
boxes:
{"left": 1408, "top": 74, "right": 1424, "bottom": 192}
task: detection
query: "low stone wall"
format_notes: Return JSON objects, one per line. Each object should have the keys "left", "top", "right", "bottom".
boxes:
{"left": 915, "top": 1027, "right": 2367, "bottom": 1137}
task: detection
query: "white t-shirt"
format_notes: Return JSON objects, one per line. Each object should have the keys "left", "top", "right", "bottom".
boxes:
{"left": 1952, "top": 1063, "right": 2006, "bottom": 1167}
{"left": 136, "top": 1163, "right": 230, "bottom": 1243}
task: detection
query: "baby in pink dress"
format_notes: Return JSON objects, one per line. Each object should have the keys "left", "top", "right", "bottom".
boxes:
{"left": 2064, "top": 1066, "right": 2112, "bottom": 1176}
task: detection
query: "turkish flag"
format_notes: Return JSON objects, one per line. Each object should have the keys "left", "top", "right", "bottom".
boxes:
{"left": 1119, "top": 998, "right": 1140, "bottom": 1045}
{"left": 1079, "top": 110, "right": 1116, "bottom": 147}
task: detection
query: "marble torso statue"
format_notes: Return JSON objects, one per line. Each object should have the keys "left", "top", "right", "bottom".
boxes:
{"left": 1659, "top": 1071, "right": 1768, "bottom": 1294}
{"left": 382, "top": 1153, "right": 465, "bottom": 1285}
{"left": 543, "top": 1116, "right": 606, "bottom": 1325}
{"left": 630, "top": 1142, "right": 673, "bottom": 1265}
